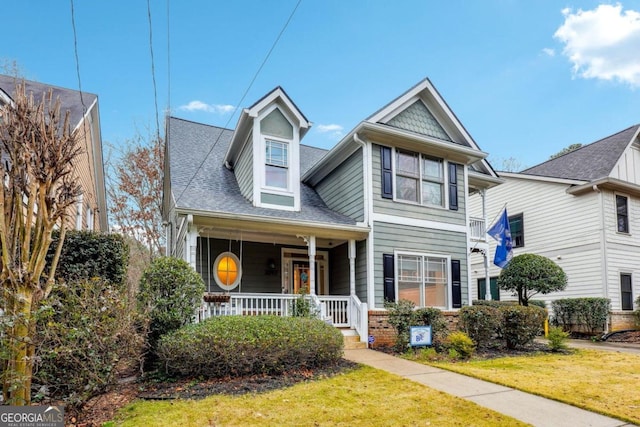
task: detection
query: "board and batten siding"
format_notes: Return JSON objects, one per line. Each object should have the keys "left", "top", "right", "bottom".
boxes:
{"left": 370, "top": 143, "right": 466, "bottom": 225}
{"left": 235, "top": 133, "right": 254, "bottom": 201}
{"left": 372, "top": 221, "right": 468, "bottom": 309}
{"left": 601, "top": 190, "right": 640, "bottom": 309}
{"left": 469, "top": 175, "right": 605, "bottom": 304}
{"left": 315, "top": 149, "right": 365, "bottom": 222}
{"left": 611, "top": 145, "right": 640, "bottom": 185}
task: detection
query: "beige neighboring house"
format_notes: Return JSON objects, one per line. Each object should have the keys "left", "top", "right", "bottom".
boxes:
{"left": 0, "top": 75, "right": 107, "bottom": 231}
{"left": 470, "top": 125, "right": 640, "bottom": 330}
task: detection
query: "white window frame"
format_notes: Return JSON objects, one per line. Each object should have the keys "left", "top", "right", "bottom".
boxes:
{"left": 393, "top": 148, "right": 448, "bottom": 208}
{"left": 264, "top": 137, "right": 290, "bottom": 190}
{"left": 75, "top": 193, "right": 84, "bottom": 230}
{"left": 394, "top": 250, "right": 451, "bottom": 309}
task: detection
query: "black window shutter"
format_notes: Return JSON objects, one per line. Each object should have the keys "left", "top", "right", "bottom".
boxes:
{"left": 451, "top": 259, "right": 462, "bottom": 308}
{"left": 383, "top": 253, "right": 395, "bottom": 302}
{"left": 380, "top": 146, "right": 393, "bottom": 199}
{"left": 448, "top": 163, "right": 458, "bottom": 211}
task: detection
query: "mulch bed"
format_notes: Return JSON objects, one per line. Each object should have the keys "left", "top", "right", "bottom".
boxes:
{"left": 604, "top": 330, "right": 640, "bottom": 343}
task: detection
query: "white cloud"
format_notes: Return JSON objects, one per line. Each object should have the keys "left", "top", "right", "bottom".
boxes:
{"left": 316, "top": 124, "right": 343, "bottom": 133}
{"left": 178, "top": 100, "right": 235, "bottom": 114}
{"left": 554, "top": 4, "right": 640, "bottom": 87}
{"left": 542, "top": 48, "right": 556, "bottom": 57}
{"left": 315, "top": 123, "right": 344, "bottom": 140}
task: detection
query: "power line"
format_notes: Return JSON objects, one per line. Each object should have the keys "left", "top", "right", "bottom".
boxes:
{"left": 147, "top": 0, "right": 161, "bottom": 145}
{"left": 70, "top": 0, "right": 86, "bottom": 115}
{"left": 174, "top": 0, "right": 302, "bottom": 205}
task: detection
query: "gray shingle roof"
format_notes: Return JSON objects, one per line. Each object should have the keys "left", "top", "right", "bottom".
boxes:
{"left": 521, "top": 125, "right": 640, "bottom": 181}
{"left": 0, "top": 74, "right": 96, "bottom": 129}
{"left": 168, "top": 117, "right": 357, "bottom": 226}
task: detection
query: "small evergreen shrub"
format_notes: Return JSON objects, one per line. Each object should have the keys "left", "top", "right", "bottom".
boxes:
{"left": 500, "top": 305, "right": 546, "bottom": 349}
{"left": 445, "top": 331, "right": 475, "bottom": 359}
{"left": 290, "top": 289, "right": 317, "bottom": 318}
{"left": 528, "top": 300, "right": 547, "bottom": 309}
{"left": 137, "top": 257, "right": 205, "bottom": 354}
{"left": 157, "top": 316, "right": 343, "bottom": 378}
{"left": 385, "top": 300, "right": 417, "bottom": 352}
{"left": 459, "top": 305, "right": 501, "bottom": 348}
{"left": 35, "top": 279, "right": 143, "bottom": 406}
{"left": 635, "top": 296, "right": 640, "bottom": 327}
{"left": 547, "top": 326, "right": 569, "bottom": 352}
{"left": 472, "top": 300, "right": 518, "bottom": 308}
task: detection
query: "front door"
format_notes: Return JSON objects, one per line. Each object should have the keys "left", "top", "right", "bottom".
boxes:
{"left": 291, "top": 260, "right": 327, "bottom": 295}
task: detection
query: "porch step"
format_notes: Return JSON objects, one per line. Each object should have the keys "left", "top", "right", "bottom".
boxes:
{"left": 340, "top": 328, "right": 367, "bottom": 350}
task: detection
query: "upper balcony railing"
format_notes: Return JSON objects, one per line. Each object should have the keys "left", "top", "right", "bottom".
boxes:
{"left": 469, "top": 217, "right": 486, "bottom": 241}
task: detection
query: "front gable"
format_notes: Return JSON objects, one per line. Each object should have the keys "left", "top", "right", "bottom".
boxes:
{"left": 225, "top": 87, "right": 312, "bottom": 212}
{"left": 386, "top": 99, "right": 452, "bottom": 142}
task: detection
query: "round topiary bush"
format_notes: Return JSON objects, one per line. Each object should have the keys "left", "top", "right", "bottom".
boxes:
{"left": 500, "top": 305, "right": 546, "bottom": 349}
{"left": 156, "top": 315, "right": 344, "bottom": 378}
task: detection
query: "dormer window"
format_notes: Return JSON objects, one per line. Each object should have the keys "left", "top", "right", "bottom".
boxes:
{"left": 265, "top": 139, "right": 289, "bottom": 189}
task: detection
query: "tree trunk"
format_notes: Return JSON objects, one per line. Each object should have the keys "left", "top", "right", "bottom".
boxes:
{"left": 3, "top": 284, "right": 35, "bottom": 405}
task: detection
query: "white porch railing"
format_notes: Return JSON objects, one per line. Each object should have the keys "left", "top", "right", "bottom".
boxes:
{"left": 469, "top": 217, "right": 486, "bottom": 241}
{"left": 197, "top": 292, "right": 368, "bottom": 343}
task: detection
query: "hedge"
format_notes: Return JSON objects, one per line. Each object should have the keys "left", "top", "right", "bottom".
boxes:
{"left": 552, "top": 298, "right": 610, "bottom": 334}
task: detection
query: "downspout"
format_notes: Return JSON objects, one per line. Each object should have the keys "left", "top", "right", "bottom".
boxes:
{"left": 353, "top": 132, "right": 375, "bottom": 308}
{"left": 593, "top": 184, "right": 610, "bottom": 332}
{"left": 353, "top": 133, "right": 369, "bottom": 226}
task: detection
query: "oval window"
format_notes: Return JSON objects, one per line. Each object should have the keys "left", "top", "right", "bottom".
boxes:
{"left": 213, "top": 252, "right": 242, "bottom": 291}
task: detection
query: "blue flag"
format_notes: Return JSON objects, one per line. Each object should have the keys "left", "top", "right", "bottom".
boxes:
{"left": 487, "top": 208, "right": 513, "bottom": 268}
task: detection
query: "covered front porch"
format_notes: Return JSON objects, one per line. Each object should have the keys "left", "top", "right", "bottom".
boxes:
{"left": 179, "top": 214, "right": 370, "bottom": 342}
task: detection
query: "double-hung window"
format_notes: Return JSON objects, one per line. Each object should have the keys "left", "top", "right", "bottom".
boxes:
{"left": 395, "top": 149, "right": 444, "bottom": 207}
{"left": 397, "top": 253, "right": 448, "bottom": 308}
{"left": 265, "top": 139, "right": 288, "bottom": 189}
{"left": 621, "top": 273, "right": 633, "bottom": 310}
{"left": 616, "top": 195, "right": 629, "bottom": 233}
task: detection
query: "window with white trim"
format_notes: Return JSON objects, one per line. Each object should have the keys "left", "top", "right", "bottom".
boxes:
{"left": 265, "top": 139, "right": 289, "bottom": 189}
{"left": 397, "top": 253, "right": 448, "bottom": 308}
{"left": 395, "top": 149, "right": 444, "bottom": 207}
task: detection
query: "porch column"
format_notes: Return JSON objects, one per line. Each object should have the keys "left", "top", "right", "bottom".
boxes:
{"left": 348, "top": 239, "right": 356, "bottom": 296}
{"left": 308, "top": 236, "right": 316, "bottom": 295}
{"left": 186, "top": 215, "right": 199, "bottom": 270}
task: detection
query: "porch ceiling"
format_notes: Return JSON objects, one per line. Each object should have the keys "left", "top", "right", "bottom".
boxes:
{"left": 191, "top": 212, "right": 369, "bottom": 242}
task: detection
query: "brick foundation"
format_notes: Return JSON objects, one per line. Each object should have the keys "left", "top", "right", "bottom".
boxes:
{"left": 367, "top": 310, "right": 460, "bottom": 349}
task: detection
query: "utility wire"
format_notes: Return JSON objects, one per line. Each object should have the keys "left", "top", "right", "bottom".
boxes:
{"left": 147, "top": 0, "right": 162, "bottom": 145}
{"left": 174, "top": 0, "right": 302, "bottom": 205}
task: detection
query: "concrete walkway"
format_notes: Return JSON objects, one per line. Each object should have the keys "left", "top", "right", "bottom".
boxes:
{"left": 343, "top": 344, "right": 638, "bottom": 427}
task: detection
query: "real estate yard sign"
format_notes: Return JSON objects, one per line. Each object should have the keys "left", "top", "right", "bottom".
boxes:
{"left": 410, "top": 326, "right": 432, "bottom": 347}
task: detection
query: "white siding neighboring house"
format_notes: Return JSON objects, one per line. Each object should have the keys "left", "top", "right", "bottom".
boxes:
{"left": 470, "top": 125, "right": 640, "bottom": 330}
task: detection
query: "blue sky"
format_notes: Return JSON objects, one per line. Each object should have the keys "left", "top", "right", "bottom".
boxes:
{"left": 4, "top": 1, "right": 640, "bottom": 169}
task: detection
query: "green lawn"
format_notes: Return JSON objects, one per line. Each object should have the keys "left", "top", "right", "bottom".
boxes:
{"left": 423, "top": 349, "right": 640, "bottom": 425}
{"left": 108, "top": 366, "right": 529, "bottom": 427}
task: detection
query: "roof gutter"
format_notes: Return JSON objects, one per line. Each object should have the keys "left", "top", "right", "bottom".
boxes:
{"left": 567, "top": 177, "right": 640, "bottom": 197}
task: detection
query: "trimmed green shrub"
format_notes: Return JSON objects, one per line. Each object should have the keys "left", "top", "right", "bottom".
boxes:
{"left": 157, "top": 316, "right": 343, "bottom": 378}
{"left": 445, "top": 331, "right": 475, "bottom": 359}
{"left": 471, "top": 300, "right": 518, "bottom": 308}
{"left": 459, "top": 305, "right": 501, "bottom": 348}
{"left": 500, "top": 305, "right": 546, "bottom": 349}
{"left": 384, "top": 300, "right": 445, "bottom": 352}
{"left": 137, "top": 257, "right": 205, "bottom": 354}
{"left": 528, "top": 300, "right": 547, "bottom": 309}
{"left": 635, "top": 296, "right": 640, "bottom": 327}
{"left": 47, "top": 231, "right": 129, "bottom": 286}
{"left": 35, "top": 278, "right": 143, "bottom": 406}
{"left": 547, "top": 326, "right": 569, "bottom": 352}
{"left": 552, "top": 298, "right": 610, "bottom": 334}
